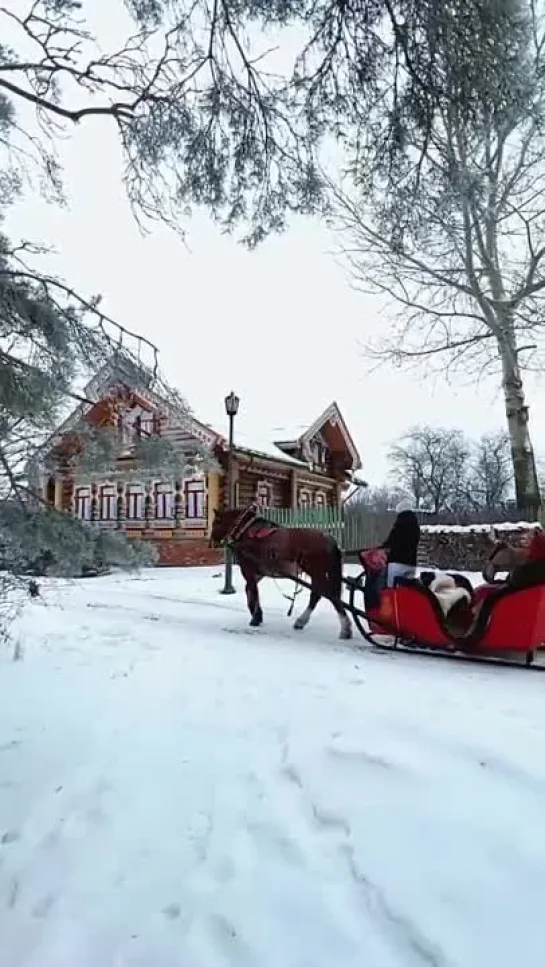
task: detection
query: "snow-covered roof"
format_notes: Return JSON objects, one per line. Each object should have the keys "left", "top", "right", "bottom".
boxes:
{"left": 269, "top": 403, "right": 361, "bottom": 471}
{"left": 229, "top": 430, "right": 312, "bottom": 469}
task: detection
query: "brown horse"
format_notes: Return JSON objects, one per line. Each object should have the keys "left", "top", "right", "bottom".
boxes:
{"left": 210, "top": 503, "right": 352, "bottom": 639}
{"left": 482, "top": 528, "right": 541, "bottom": 584}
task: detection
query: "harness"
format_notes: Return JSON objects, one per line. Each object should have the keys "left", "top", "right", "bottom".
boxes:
{"left": 223, "top": 503, "right": 260, "bottom": 543}
{"left": 222, "top": 504, "right": 303, "bottom": 617}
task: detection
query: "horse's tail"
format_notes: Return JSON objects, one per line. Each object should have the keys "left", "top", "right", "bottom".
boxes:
{"left": 327, "top": 540, "right": 343, "bottom": 602}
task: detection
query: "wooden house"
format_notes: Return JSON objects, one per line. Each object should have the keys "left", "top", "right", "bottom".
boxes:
{"left": 29, "top": 362, "right": 362, "bottom": 566}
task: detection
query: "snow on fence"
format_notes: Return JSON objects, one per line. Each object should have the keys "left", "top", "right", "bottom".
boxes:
{"left": 264, "top": 506, "right": 544, "bottom": 569}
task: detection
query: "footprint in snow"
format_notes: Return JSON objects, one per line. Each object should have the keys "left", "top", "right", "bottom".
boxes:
{"left": 32, "top": 893, "right": 56, "bottom": 919}
{"left": 163, "top": 902, "right": 181, "bottom": 920}
{"left": 1, "top": 830, "right": 20, "bottom": 846}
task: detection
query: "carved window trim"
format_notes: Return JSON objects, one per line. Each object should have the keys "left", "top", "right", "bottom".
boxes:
{"left": 314, "top": 490, "right": 326, "bottom": 509}
{"left": 256, "top": 479, "right": 273, "bottom": 507}
{"left": 75, "top": 486, "right": 91, "bottom": 520}
{"left": 126, "top": 485, "right": 144, "bottom": 520}
{"left": 185, "top": 477, "right": 206, "bottom": 520}
{"left": 155, "top": 482, "right": 174, "bottom": 519}
{"left": 299, "top": 487, "right": 312, "bottom": 508}
{"left": 100, "top": 484, "right": 117, "bottom": 520}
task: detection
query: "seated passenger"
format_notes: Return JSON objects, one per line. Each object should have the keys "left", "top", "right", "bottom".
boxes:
{"left": 382, "top": 499, "right": 420, "bottom": 588}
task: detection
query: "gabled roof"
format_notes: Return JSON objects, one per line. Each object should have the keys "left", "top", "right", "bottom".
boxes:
{"left": 274, "top": 402, "right": 361, "bottom": 471}
{"left": 32, "top": 363, "right": 361, "bottom": 483}
{"left": 34, "top": 359, "right": 220, "bottom": 461}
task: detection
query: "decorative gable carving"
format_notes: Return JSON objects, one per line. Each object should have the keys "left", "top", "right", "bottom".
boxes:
{"left": 273, "top": 402, "right": 361, "bottom": 474}
{"left": 34, "top": 363, "right": 220, "bottom": 479}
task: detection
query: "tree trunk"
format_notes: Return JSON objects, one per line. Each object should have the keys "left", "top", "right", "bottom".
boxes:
{"left": 500, "top": 348, "right": 541, "bottom": 515}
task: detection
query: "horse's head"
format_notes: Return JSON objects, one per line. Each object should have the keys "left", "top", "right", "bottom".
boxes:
{"left": 210, "top": 507, "right": 240, "bottom": 547}
{"left": 210, "top": 503, "right": 259, "bottom": 547}
{"left": 482, "top": 529, "right": 535, "bottom": 584}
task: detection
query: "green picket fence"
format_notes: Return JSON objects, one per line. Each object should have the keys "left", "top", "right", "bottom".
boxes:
{"left": 263, "top": 506, "right": 344, "bottom": 544}
{"left": 264, "top": 504, "right": 545, "bottom": 554}
{"left": 263, "top": 506, "right": 393, "bottom": 554}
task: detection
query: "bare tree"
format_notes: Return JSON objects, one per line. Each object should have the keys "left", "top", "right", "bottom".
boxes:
{"left": 467, "top": 431, "right": 513, "bottom": 511}
{"left": 333, "top": 0, "right": 544, "bottom": 512}
{"left": 389, "top": 426, "right": 469, "bottom": 514}
{"left": 346, "top": 483, "right": 405, "bottom": 512}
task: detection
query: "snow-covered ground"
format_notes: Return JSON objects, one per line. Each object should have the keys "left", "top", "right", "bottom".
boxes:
{"left": 1, "top": 566, "right": 545, "bottom": 967}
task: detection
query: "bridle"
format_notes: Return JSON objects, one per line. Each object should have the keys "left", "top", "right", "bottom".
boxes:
{"left": 217, "top": 503, "right": 259, "bottom": 546}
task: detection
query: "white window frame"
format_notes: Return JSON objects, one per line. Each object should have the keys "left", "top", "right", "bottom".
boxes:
{"left": 256, "top": 480, "right": 273, "bottom": 507}
{"left": 155, "top": 482, "right": 173, "bottom": 519}
{"left": 126, "top": 486, "right": 144, "bottom": 521}
{"left": 140, "top": 413, "right": 156, "bottom": 438}
{"left": 299, "top": 488, "right": 311, "bottom": 509}
{"left": 314, "top": 490, "right": 326, "bottom": 509}
{"left": 100, "top": 485, "right": 117, "bottom": 521}
{"left": 76, "top": 486, "right": 91, "bottom": 521}
{"left": 185, "top": 477, "right": 205, "bottom": 521}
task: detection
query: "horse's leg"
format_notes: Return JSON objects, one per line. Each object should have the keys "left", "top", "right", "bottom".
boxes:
{"left": 241, "top": 564, "right": 263, "bottom": 627}
{"left": 325, "top": 544, "right": 353, "bottom": 640}
{"left": 332, "top": 598, "right": 353, "bottom": 640}
{"left": 293, "top": 582, "right": 352, "bottom": 639}
{"left": 293, "top": 586, "right": 321, "bottom": 631}
{"left": 248, "top": 577, "right": 264, "bottom": 627}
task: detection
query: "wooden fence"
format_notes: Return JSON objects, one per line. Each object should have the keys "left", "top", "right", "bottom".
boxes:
{"left": 264, "top": 506, "right": 344, "bottom": 543}
{"left": 264, "top": 505, "right": 545, "bottom": 555}
{"left": 263, "top": 506, "right": 391, "bottom": 553}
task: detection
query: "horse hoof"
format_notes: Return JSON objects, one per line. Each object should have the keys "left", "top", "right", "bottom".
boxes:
{"left": 339, "top": 629, "right": 353, "bottom": 641}
{"left": 293, "top": 620, "right": 305, "bottom": 631}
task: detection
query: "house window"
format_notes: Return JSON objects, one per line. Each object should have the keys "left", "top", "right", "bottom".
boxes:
{"left": 185, "top": 478, "right": 205, "bottom": 519}
{"left": 315, "top": 490, "right": 326, "bottom": 509}
{"left": 299, "top": 488, "right": 311, "bottom": 509}
{"left": 100, "top": 485, "right": 117, "bottom": 521}
{"left": 155, "top": 482, "right": 173, "bottom": 519}
{"left": 45, "top": 477, "right": 56, "bottom": 507}
{"left": 126, "top": 486, "right": 144, "bottom": 520}
{"left": 75, "top": 487, "right": 91, "bottom": 521}
{"left": 118, "top": 412, "right": 133, "bottom": 448}
{"left": 256, "top": 480, "right": 273, "bottom": 507}
{"left": 311, "top": 440, "right": 329, "bottom": 469}
{"left": 118, "top": 407, "right": 156, "bottom": 447}
{"left": 137, "top": 413, "right": 157, "bottom": 438}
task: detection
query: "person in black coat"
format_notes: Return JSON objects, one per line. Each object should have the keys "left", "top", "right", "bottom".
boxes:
{"left": 382, "top": 498, "right": 420, "bottom": 587}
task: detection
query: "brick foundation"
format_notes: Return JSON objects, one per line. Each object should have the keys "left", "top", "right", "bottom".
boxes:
{"left": 148, "top": 537, "right": 223, "bottom": 568}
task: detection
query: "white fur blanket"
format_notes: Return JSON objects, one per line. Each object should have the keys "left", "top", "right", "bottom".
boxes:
{"left": 430, "top": 575, "right": 472, "bottom": 617}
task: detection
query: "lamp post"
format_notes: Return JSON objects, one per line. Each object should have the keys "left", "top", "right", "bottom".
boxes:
{"left": 220, "top": 390, "right": 240, "bottom": 595}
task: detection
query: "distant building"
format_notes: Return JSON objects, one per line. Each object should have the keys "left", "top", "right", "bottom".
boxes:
{"left": 29, "top": 362, "right": 362, "bottom": 566}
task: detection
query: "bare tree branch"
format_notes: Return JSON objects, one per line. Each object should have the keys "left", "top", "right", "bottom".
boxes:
{"left": 331, "top": 0, "right": 545, "bottom": 510}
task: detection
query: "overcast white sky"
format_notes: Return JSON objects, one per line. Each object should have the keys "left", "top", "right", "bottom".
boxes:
{"left": 5, "top": 2, "right": 545, "bottom": 484}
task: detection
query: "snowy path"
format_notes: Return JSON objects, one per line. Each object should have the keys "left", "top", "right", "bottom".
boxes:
{"left": 1, "top": 567, "right": 545, "bottom": 967}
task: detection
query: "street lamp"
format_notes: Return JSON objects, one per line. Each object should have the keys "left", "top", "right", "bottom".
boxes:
{"left": 220, "top": 391, "right": 240, "bottom": 595}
